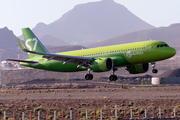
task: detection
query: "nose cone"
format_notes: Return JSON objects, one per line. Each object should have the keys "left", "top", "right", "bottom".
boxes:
{"left": 170, "top": 47, "right": 176, "bottom": 56}
{"left": 167, "top": 47, "right": 176, "bottom": 58}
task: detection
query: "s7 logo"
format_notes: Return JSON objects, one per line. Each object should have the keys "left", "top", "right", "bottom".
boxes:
{"left": 25, "top": 38, "right": 38, "bottom": 51}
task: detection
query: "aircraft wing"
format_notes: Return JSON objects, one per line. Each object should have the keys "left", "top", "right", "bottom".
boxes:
{"left": 16, "top": 39, "right": 94, "bottom": 68}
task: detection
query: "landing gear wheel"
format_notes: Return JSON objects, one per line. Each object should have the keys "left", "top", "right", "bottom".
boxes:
{"left": 85, "top": 74, "right": 90, "bottom": 80}
{"left": 152, "top": 69, "right": 158, "bottom": 73}
{"left": 109, "top": 75, "right": 117, "bottom": 81}
{"left": 109, "top": 68, "right": 118, "bottom": 81}
{"left": 85, "top": 74, "right": 93, "bottom": 80}
{"left": 109, "top": 75, "right": 114, "bottom": 81}
{"left": 113, "top": 75, "right": 117, "bottom": 81}
{"left": 89, "top": 74, "right": 93, "bottom": 80}
{"left": 151, "top": 63, "right": 158, "bottom": 73}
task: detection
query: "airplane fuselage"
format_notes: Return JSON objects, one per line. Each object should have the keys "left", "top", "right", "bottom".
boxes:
{"left": 21, "top": 40, "right": 176, "bottom": 72}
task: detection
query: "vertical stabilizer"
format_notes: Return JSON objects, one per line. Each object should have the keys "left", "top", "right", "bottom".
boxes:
{"left": 22, "top": 28, "right": 48, "bottom": 58}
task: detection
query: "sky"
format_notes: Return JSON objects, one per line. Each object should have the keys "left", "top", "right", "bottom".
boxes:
{"left": 0, "top": 0, "right": 180, "bottom": 36}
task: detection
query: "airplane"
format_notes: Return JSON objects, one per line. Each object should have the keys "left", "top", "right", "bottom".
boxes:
{"left": 7, "top": 28, "right": 176, "bottom": 81}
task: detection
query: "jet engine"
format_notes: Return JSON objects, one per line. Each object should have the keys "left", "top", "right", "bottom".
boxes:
{"left": 91, "top": 58, "right": 113, "bottom": 72}
{"left": 126, "top": 63, "right": 149, "bottom": 74}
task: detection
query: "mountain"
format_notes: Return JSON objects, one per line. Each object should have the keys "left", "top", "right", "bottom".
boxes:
{"left": 0, "top": 27, "right": 18, "bottom": 51}
{"left": 47, "top": 45, "right": 87, "bottom": 53}
{"left": 159, "top": 68, "right": 180, "bottom": 77}
{"left": 41, "top": 35, "right": 70, "bottom": 46}
{"left": 0, "top": 27, "right": 28, "bottom": 60}
{"left": 88, "top": 23, "right": 180, "bottom": 48}
{"left": 27, "top": 0, "right": 154, "bottom": 45}
{"left": 0, "top": 26, "right": 86, "bottom": 60}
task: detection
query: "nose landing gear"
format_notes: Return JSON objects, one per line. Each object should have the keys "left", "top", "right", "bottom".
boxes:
{"left": 152, "top": 63, "right": 158, "bottom": 73}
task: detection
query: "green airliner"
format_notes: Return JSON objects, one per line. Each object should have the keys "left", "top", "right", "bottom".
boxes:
{"left": 7, "top": 28, "right": 176, "bottom": 81}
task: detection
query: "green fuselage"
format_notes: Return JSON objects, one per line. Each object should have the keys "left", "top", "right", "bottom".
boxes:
{"left": 21, "top": 40, "right": 176, "bottom": 72}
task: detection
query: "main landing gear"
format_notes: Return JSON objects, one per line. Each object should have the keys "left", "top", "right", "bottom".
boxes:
{"left": 84, "top": 68, "right": 118, "bottom": 81}
{"left": 109, "top": 68, "right": 118, "bottom": 81}
{"left": 85, "top": 68, "right": 93, "bottom": 80}
{"left": 152, "top": 62, "right": 158, "bottom": 73}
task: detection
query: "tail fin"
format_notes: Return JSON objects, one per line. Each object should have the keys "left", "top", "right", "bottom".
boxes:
{"left": 22, "top": 28, "right": 48, "bottom": 58}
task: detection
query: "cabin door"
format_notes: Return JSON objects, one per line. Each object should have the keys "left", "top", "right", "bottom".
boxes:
{"left": 145, "top": 42, "right": 151, "bottom": 54}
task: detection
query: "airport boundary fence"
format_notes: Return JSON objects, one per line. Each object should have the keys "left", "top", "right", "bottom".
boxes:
{"left": 1, "top": 107, "right": 179, "bottom": 120}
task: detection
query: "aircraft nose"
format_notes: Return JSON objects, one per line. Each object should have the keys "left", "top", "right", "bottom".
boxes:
{"left": 167, "top": 47, "right": 176, "bottom": 57}
{"left": 171, "top": 47, "right": 176, "bottom": 56}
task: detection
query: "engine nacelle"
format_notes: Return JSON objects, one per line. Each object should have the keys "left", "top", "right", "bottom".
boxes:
{"left": 126, "top": 63, "right": 149, "bottom": 74}
{"left": 91, "top": 58, "right": 113, "bottom": 72}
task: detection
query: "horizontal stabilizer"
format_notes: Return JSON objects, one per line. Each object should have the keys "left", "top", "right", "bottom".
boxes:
{"left": 6, "top": 59, "right": 38, "bottom": 64}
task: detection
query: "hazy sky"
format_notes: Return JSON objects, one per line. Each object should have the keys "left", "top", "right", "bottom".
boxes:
{"left": 0, "top": 0, "right": 180, "bottom": 36}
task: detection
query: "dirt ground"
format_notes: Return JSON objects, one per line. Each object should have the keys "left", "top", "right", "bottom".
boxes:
{"left": 1, "top": 86, "right": 180, "bottom": 100}
{"left": 1, "top": 85, "right": 180, "bottom": 119}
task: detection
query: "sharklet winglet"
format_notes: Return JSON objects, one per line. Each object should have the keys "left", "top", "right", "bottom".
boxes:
{"left": 17, "top": 39, "right": 28, "bottom": 52}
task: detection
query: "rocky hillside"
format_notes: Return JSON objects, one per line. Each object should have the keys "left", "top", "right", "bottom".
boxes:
{"left": 0, "top": 27, "right": 28, "bottom": 60}
{"left": 159, "top": 68, "right": 180, "bottom": 78}
{"left": 41, "top": 35, "right": 70, "bottom": 46}
{"left": 46, "top": 45, "right": 87, "bottom": 53}
{"left": 89, "top": 23, "right": 180, "bottom": 48}
{"left": 0, "top": 26, "right": 86, "bottom": 60}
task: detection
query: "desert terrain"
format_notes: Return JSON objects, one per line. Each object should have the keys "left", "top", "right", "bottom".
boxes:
{"left": 1, "top": 86, "right": 180, "bottom": 119}
{"left": 0, "top": 64, "right": 180, "bottom": 119}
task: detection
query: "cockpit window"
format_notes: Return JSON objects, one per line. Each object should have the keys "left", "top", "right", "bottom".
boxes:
{"left": 157, "top": 44, "right": 169, "bottom": 48}
{"left": 164, "top": 44, "right": 169, "bottom": 47}
{"left": 160, "top": 44, "right": 163, "bottom": 47}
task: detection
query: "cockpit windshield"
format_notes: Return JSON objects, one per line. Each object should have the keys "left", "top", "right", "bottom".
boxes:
{"left": 157, "top": 44, "right": 169, "bottom": 48}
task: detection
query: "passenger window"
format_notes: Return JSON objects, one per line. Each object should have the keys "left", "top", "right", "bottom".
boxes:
{"left": 160, "top": 44, "right": 163, "bottom": 47}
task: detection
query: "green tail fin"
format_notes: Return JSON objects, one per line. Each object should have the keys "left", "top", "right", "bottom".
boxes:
{"left": 22, "top": 28, "right": 48, "bottom": 58}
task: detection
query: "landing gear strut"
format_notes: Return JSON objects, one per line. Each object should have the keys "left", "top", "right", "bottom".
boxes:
{"left": 109, "top": 68, "right": 118, "bottom": 81}
{"left": 152, "top": 63, "right": 158, "bottom": 73}
{"left": 85, "top": 68, "right": 93, "bottom": 80}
